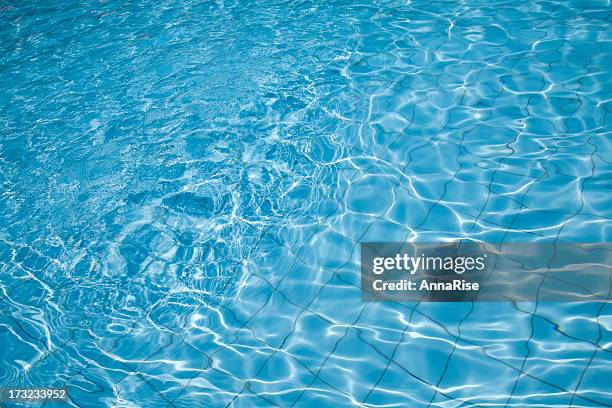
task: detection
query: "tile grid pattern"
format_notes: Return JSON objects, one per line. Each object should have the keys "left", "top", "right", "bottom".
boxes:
{"left": 1, "top": 0, "right": 611, "bottom": 407}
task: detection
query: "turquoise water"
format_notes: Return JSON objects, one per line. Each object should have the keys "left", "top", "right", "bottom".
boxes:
{"left": 1, "top": 0, "right": 611, "bottom": 406}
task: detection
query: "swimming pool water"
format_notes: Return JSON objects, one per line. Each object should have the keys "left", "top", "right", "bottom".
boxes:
{"left": 1, "top": 0, "right": 611, "bottom": 406}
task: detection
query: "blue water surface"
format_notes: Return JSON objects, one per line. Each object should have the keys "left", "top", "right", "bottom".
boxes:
{"left": 1, "top": 0, "right": 611, "bottom": 406}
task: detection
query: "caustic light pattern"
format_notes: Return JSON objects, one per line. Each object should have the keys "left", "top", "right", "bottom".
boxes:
{"left": 1, "top": 0, "right": 611, "bottom": 407}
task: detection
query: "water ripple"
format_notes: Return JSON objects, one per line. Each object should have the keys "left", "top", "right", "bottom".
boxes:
{"left": 1, "top": 0, "right": 611, "bottom": 406}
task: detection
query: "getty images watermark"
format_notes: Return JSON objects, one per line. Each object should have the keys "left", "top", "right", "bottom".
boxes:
{"left": 361, "top": 242, "right": 611, "bottom": 302}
